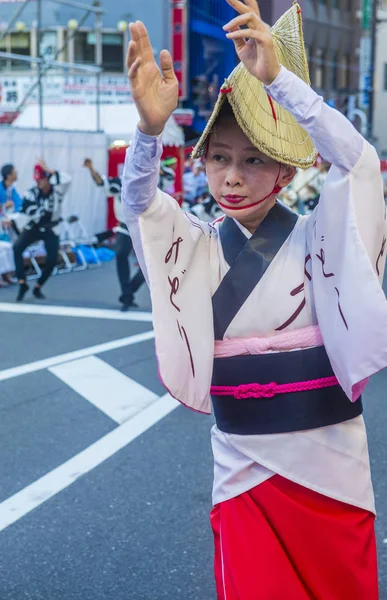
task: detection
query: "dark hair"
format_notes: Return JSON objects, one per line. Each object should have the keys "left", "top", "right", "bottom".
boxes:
{"left": 1, "top": 164, "right": 14, "bottom": 181}
{"left": 208, "top": 100, "right": 237, "bottom": 142}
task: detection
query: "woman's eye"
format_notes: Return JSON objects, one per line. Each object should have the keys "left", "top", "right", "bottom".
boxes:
{"left": 246, "top": 157, "right": 263, "bottom": 165}
{"left": 212, "top": 154, "right": 225, "bottom": 162}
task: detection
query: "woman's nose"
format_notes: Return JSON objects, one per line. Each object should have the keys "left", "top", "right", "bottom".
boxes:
{"left": 225, "top": 166, "right": 242, "bottom": 187}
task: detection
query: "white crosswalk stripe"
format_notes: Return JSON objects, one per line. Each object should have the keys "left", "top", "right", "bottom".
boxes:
{"left": 0, "top": 303, "right": 178, "bottom": 534}
{"left": 50, "top": 355, "right": 158, "bottom": 424}
{"left": 0, "top": 393, "right": 179, "bottom": 533}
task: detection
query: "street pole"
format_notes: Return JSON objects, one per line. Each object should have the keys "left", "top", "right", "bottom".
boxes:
{"left": 95, "top": 0, "right": 102, "bottom": 132}
{"left": 367, "top": 0, "right": 378, "bottom": 141}
{"left": 37, "top": 0, "right": 44, "bottom": 129}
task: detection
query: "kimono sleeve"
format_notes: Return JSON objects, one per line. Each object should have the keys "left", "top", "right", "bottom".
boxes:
{"left": 307, "top": 143, "right": 387, "bottom": 401}
{"left": 137, "top": 189, "right": 215, "bottom": 414}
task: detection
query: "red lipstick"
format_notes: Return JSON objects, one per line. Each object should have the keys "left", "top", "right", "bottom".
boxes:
{"left": 223, "top": 195, "right": 246, "bottom": 205}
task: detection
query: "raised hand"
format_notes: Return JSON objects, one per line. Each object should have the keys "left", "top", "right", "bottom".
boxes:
{"left": 223, "top": 0, "right": 281, "bottom": 86}
{"left": 127, "top": 21, "right": 179, "bottom": 136}
{"left": 39, "top": 159, "right": 55, "bottom": 175}
{"left": 83, "top": 158, "right": 93, "bottom": 169}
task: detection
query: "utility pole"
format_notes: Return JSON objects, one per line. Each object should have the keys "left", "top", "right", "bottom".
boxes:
{"left": 37, "top": 0, "right": 44, "bottom": 129}
{"left": 367, "top": 0, "right": 378, "bottom": 141}
{"left": 95, "top": 0, "right": 102, "bottom": 132}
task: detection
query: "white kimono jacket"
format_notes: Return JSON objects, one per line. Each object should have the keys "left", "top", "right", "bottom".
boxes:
{"left": 122, "top": 67, "right": 387, "bottom": 513}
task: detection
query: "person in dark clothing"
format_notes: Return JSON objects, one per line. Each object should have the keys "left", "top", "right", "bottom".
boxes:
{"left": 13, "top": 160, "right": 71, "bottom": 302}
{"left": 84, "top": 158, "right": 145, "bottom": 311}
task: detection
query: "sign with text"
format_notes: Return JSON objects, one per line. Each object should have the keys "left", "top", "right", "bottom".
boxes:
{"left": 0, "top": 74, "right": 132, "bottom": 108}
{"left": 171, "top": 0, "right": 188, "bottom": 100}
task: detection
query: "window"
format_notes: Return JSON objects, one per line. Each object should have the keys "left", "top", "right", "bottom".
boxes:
{"left": 384, "top": 63, "right": 387, "bottom": 91}
{"left": 74, "top": 31, "right": 124, "bottom": 71}
{"left": 74, "top": 31, "right": 95, "bottom": 65}
{"left": 338, "top": 55, "right": 350, "bottom": 89}
{"left": 315, "top": 48, "right": 325, "bottom": 89}
{"left": 330, "top": 52, "right": 339, "bottom": 91}
{"left": 102, "top": 33, "right": 124, "bottom": 72}
{"left": 0, "top": 32, "right": 31, "bottom": 71}
{"left": 0, "top": 34, "right": 10, "bottom": 71}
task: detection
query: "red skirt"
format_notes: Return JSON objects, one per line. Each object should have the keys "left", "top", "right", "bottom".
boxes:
{"left": 210, "top": 475, "right": 378, "bottom": 600}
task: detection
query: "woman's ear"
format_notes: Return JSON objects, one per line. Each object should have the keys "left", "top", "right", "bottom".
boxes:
{"left": 279, "top": 165, "right": 296, "bottom": 189}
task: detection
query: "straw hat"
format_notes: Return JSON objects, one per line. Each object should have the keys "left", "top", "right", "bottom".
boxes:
{"left": 191, "top": 2, "right": 318, "bottom": 169}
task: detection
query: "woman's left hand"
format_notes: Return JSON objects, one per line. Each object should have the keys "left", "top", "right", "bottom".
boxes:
{"left": 223, "top": 0, "right": 281, "bottom": 86}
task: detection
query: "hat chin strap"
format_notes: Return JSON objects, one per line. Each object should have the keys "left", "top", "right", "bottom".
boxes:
{"left": 217, "top": 163, "right": 282, "bottom": 212}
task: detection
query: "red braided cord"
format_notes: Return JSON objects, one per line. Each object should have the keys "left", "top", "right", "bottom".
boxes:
{"left": 211, "top": 376, "right": 339, "bottom": 400}
{"left": 266, "top": 93, "right": 277, "bottom": 123}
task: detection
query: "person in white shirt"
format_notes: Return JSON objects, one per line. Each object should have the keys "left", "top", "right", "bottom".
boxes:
{"left": 84, "top": 159, "right": 145, "bottom": 310}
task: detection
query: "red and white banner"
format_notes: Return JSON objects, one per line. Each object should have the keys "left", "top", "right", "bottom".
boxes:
{"left": 171, "top": 0, "right": 188, "bottom": 101}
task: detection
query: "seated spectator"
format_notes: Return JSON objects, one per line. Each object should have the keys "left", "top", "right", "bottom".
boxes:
{"left": 0, "top": 164, "right": 22, "bottom": 214}
{"left": 0, "top": 239, "right": 15, "bottom": 287}
{"left": 14, "top": 160, "right": 71, "bottom": 302}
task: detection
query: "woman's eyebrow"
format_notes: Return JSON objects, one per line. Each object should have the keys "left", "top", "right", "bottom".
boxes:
{"left": 211, "top": 142, "right": 262, "bottom": 154}
{"left": 243, "top": 146, "right": 262, "bottom": 153}
{"left": 211, "top": 142, "right": 233, "bottom": 149}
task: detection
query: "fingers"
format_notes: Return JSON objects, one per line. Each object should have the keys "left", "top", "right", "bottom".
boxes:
{"left": 136, "top": 21, "right": 155, "bottom": 64}
{"left": 226, "top": 28, "right": 266, "bottom": 43}
{"left": 243, "top": 0, "right": 261, "bottom": 18}
{"left": 223, "top": 12, "right": 265, "bottom": 33}
{"left": 126, "top": 39, "right": 137, "bottom": 70}
{"left": 226, "top": 27, "right": 246, "bottom": 53}
{"left": 129, "top": 22, "right": 141, "bottom": 44}
{"left": 224, "top": 0, "right": 250, "bottom": 14}
{"left": 128, "top": 57, "right": 142, "bottom": 80}
{"left": 160, "top": 49, "right": 176, "bottom": 82}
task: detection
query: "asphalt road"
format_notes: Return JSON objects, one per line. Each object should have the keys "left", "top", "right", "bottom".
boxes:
{"left": 0, "top": 261, "right": 386, "bottom": 600}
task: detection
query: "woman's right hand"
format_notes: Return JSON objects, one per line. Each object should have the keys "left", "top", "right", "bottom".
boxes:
{"left": 127, "top": 21, "right": 179, "bottom": 136}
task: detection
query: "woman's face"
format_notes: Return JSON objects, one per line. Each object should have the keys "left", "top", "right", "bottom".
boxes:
{"left": 205, "top": 114, "right": 295, "bottom": 231}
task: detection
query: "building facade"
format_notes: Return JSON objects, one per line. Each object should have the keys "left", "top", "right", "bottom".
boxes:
{"left": 0, "top": 0, "right": 362, "bottom": 132}
{"left": 266, "top": 0, "right": 361, "bottom": 105}
{"left": 0, "top": 0, "right": 170, "bottom": 73}
{"left": 182, "top": 0, "right": 361, "bottom": 139}
{"left": 0, "top": 0, "right": 171, "bottom": 113}
{"left": 184, "top": 0, "right": 236, "bottom": 134}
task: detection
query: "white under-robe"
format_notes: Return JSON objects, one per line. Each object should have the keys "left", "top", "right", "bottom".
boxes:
{"left": 122, "top": 67, "right": 387, "bottom": 514}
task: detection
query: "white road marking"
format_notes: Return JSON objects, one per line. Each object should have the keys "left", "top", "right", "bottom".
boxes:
{"left": 0, "top": 394, "right": 179, "bottom": 533}
{"left": 50, "top": 356, "right": 158, "bottom": 424}
{"left": 0, "top": 302, "right": 153, "bottom": 322}
{"left": 0, "top": 331, "right": 155, "bottom": 382}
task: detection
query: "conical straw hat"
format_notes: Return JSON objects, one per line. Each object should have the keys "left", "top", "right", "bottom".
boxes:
{"left": 191, "top": 2, "right": 318, "bottom": 169}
